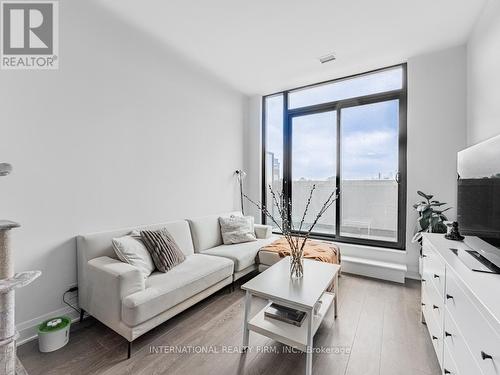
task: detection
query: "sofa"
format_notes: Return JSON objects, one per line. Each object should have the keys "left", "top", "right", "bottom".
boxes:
{"left": 76, "top": 212, "right": 277, "bottom": 357}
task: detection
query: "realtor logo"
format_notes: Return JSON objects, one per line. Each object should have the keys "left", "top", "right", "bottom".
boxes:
{"left": 1, "top": 1, "right": 58, "bottom": 69}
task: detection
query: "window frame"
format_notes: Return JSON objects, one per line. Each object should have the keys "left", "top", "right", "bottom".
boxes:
{"left": 261, "top": 64, "right": 408, "bottom": 250}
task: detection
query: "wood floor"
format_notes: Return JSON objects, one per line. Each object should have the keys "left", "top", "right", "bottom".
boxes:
{"left": 18, "top": 274, "right": 440, "bottom": 375}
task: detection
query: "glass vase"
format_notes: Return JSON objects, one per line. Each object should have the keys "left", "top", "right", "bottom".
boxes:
{"left": 290, "top": 255, "right": 304, "bottom": 279}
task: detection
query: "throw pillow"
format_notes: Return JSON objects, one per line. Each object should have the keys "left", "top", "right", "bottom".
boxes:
{"left": 219, "top": 215, "right": 257, "bottom": 245}
{"left": 140, "top": 228, "right": 186, "bottom": 272}
{"left": 112, "top": 233, "right": 155, "bottom": 277}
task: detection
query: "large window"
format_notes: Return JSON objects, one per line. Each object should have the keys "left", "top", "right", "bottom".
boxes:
{"left": 262, "top": 65, "right": 407, "bottom": 249}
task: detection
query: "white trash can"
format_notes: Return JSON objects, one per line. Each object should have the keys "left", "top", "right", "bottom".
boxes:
{"left": 37, "top": 316, "right": 71, "bottom": 352}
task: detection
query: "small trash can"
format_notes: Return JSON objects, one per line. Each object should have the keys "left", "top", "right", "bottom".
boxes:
{"left": 37, "top": 316, "right": 71, "bottom": 352}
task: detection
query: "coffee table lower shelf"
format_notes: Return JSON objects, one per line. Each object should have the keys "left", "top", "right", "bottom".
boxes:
{"left": 247, "top": 292, "right": 334, "bottom": 352}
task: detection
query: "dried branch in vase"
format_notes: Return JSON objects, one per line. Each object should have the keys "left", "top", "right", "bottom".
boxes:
{"left": 244, "top": 184, "right": 338, "bottom": 278}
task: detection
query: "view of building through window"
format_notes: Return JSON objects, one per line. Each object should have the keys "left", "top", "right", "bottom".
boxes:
{"left": 263, "top": 65, "right": 406, "bottom": 248}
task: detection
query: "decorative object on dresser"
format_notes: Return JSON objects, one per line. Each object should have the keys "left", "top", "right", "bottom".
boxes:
{"left": 421, "top": 233, "right": 500, "bottom": 375}
{"left": 0, "top": 163, "right": 41, "bottom": 375}
{"left": 444, "top": 221, "right": 464, "bottom": 241}
{"left": 244, "top": 184, "right": 338, "bottom": 278}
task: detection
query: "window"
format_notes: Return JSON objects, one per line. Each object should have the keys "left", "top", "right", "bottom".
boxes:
{"left": 263, "top": 94, "right": 284, "bottom": 229}
{"left": 262, "top": 65, "right": 407, "bottom": 249}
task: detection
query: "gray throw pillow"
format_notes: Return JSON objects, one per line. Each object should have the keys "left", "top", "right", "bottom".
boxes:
{"left": 219, "top": 215, "right": 257, "bottom": 245}
{"left": 140, "top": 228, "right": 186, "bottom": 272}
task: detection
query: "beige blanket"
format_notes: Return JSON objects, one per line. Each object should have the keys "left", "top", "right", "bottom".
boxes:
{"left": 260, "top": 237, "right": 341, "bottom": 265}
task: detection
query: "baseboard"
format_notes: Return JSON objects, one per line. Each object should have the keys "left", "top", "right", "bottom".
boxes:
{"left": 405, "top": 270, "right": 421, "bottom": 280}
{"left": 16, "top": 306, "right": 80, "bottom": 346}
{"left": 342, "top": 255, "right": 407, "bottom": 283}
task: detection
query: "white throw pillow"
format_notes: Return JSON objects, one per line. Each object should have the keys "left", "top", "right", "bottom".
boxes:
{"left": 112, "top": 232, "right": 155, "bottom": 276}
{"left": 219, "top": 215, "right": 257, "bottom": 245}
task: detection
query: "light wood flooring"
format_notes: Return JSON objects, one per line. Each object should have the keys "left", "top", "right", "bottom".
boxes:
{"left": 18, "top": 274, "right": 441, "bottom": 375}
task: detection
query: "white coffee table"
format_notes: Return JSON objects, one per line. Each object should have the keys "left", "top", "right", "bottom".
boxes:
{"left": 241, "top": 257, "right": 340, "bottom": 375}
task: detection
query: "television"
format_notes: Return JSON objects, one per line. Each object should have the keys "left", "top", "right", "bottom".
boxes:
{"left": 457, "top": 134, "right": 500, "bottom": 248}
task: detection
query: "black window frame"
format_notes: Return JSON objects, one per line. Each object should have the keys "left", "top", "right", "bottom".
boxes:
{"left": 261, "top": 63, "right": 408, "bottom": 250}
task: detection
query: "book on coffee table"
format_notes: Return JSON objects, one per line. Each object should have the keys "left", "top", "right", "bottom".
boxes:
{"left": 264, "top": 303, "right": 306, "bottom": 327}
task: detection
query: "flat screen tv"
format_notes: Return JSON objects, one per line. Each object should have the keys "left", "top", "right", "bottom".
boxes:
{"left": 457, "top": 134, "right": 500, "bottom": 247}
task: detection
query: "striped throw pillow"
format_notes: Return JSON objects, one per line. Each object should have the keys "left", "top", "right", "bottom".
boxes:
{"left": 140, "top": 228, "right": 186, "bottom": 272}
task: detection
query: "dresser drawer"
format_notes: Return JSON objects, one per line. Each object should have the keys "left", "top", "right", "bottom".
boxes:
{"left": 443, "top": 345, "right": 460, "bottom": 375}
{"left": 422, "top": 293, "right": 443, "bottom": 367}
{"left": 422, "top": 244, "right": 446, "bottom": 297}
{"left": 422, "top": 277, "right": 444, "bottom": 327}
{"left": 446, "top": 271, "right": 500, "bottom": 375}
{"left": 444, "top": 308, "right": 484, "bottom": 375}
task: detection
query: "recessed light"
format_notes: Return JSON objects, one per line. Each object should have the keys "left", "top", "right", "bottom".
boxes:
{"left": 319, "top": 53, "right": 336, "bottom": 64}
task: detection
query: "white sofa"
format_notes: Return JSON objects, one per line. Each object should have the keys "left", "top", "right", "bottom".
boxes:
{"left": 76, "top": 212, "right": 276, "bottom": 357}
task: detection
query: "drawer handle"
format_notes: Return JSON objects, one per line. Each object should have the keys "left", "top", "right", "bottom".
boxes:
{"left": 433, "top": 274, "right": 440, "bottom": 279}
{"left": 445, "top": 331, "right": 452, "bottom": 337}
{"left": 422, "top": 254, "right": 428, "bottom": 258}
{"left": 421, "top": 302, "right": 426, "bottom": 306}
{"left": 446, "top": 294, "right": 454, "bottom": 300}
{"left": 432, "top": 335, "right": 438, "bottom": 340}
{"left": 444, "top": 370, "right": 451, "bottom": 374}
{"left": 432, "top": 305, "right": 439, "bottom": 310}
{"left": 481, "top": 351, "right": 493, "bottom": 360}
{"left": 422, "top": 279, "right": 426, "bottom": 282}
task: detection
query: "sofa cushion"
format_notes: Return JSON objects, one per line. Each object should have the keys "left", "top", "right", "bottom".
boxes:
{"left": 121, "top": 254, "right": 233, "bottom": 326}
{"left": 219, "top": 215, "right": 256, "bottom": 245}
{"left": 187, "top": 211, "right": 241, "bottom": 252}
{"left": 140, "top": 228, "right": 186, "bottom": 272}
{"left": 112, "top": 233, "right": 155, "bottom": 277}
{"left": 202, "top": 236, "right": 279, "bottom": 272}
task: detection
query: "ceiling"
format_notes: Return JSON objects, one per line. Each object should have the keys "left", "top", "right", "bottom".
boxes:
{"left": 97, "top": 0, "right": 487, "bottom": 95}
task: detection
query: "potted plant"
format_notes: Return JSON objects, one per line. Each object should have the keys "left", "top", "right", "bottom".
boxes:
{"left": 412, "top": 190, "right": 450, "bottom": 274}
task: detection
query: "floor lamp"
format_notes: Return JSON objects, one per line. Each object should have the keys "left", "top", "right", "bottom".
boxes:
{"left": 235, "top": 170, "right": 246, "bottom": 215}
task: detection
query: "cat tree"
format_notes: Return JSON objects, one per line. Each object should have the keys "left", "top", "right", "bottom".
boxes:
{"left": 0, "top": 164, "right": 41, "bottom": 375}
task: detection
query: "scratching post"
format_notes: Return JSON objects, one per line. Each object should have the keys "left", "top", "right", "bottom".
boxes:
{"left": 0, "top": 221, "right": 41, "bottom": 375}
{"left": 0, "top": 162, "right": 42, "bottom": 375}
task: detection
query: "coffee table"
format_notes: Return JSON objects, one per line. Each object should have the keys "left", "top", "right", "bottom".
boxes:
{"left": 241, "top": 257, "right": 340, "bottom": 375}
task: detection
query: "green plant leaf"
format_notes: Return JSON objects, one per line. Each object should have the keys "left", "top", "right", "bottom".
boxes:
{"left": 417, "top": 204, "right": 430, "bottom": 212}
{"left": 433, "top": 208, "right": 451, "bottom": 214}
{"left": 430, "top": 202, "right": 447, "bottom": 207}
{"left": 417, "top": 191, "right": 432, "bottom": 200}
{"left": 418, "top": 217, "right": 430, "bottom": 231}
{"left": 433, "top": 222, "right": 448, "bottom": 233}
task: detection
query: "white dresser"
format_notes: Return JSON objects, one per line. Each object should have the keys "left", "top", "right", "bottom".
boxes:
{"left": 421, "top": 233, "right": 500, "bottom": 375}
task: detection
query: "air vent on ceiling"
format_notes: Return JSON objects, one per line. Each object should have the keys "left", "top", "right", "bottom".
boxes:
{"left": 319, "top": 53, "right": 336, "bottom": 64}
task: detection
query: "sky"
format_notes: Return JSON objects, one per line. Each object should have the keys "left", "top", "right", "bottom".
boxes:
{"left": 265, "top": 68, "right": 400, "bottom": 182}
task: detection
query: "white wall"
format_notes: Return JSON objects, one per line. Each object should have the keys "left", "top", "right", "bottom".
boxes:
{"left": 1, "top": 0, "right": 246, "bottom": 336}
{"left": 467, "top": 0, "right": 500, "bottom": 145}
{"left": 406, "top": 45, "right": 467, "bottom": 276}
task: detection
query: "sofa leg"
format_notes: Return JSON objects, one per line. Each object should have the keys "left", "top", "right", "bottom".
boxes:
{"left": 79, "top": 309, "right": 85, "bottom": 323}
{"left": 127, "top": 341, "right": 132, "bottom": 359}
